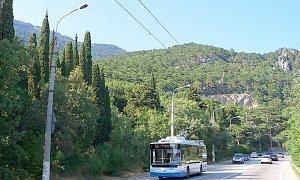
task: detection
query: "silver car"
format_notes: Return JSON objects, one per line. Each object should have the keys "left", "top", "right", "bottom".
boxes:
{"left": 277, "top": 152, "right": 284, "bottom": 158}
{"left": 232, "top": 154, "right": 244, "bottom": 164}
{"left": 261, "top": 155, "right": 272, "bottom": 164}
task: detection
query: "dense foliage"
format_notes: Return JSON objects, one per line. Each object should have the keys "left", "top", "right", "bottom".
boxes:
{"left": 283, "top": 78, "right": 300, "bottom": 167}
{"left": 38, "top": 12, "right": 50, "bottom": 82}
{"left": 0, "top": 0, "right": 14, "bottom": 41}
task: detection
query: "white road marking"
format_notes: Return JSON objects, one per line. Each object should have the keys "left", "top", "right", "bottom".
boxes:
{"left": 219, "top": 172, "right": 240, "bottom": 180}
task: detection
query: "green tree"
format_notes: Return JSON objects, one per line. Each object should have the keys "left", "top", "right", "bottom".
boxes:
{"left": 125, "top": 78, "right": 161, "bottom": 116}
{"left": 28, "top": 33, "right": 41, "bottom": 99}
{"left": 84, "top": 31, "right": 92, "bottom": 85}
{"left": 79, "top": 43, "right": 86, "bottom": 81}
{"left": 51, "top": 67, "right": 98, "bottom": 172}
{"left": 0, "top": 39, "right": 31, "bottom": 179}
{"left": 92, "top": 64, "right": 112, "bottom": 145}
{"left": 39, "top": 11, "right": 50, "bottom": 82}
{"left": 61, "top": 48, "right": 67, "bottom": 77}
{"left": 149, "top": 71, "right": 161, "bottom": 109}
{"left": 0, "top": 0, "right": 14, "bottom": 41}
{"left": 284, "top": 78, "right": 300, "bottom": 167}
{"left": 65, "top": 41, "right": 73, "bottom": 76}
{"left": 73, "top": 34, "right": 79, "bottom": 67}
{"left": 49, "top": 30, "right": 55, "bottom": 67}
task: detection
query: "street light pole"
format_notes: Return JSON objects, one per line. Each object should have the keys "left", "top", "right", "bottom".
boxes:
{"left": 211, "top": 106, "right": 225, "bottom": 126}
{"left": 171, "top": 84, "right": 191, "bottom": 137}
{"left": 42, "top": 4, "right": 88, "bottom": 180}
{"left": 210, "top": 106, "right": 225, "bottom": 162}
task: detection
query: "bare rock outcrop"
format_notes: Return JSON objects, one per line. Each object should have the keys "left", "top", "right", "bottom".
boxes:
{"left": 277, "top": 49, "right": 291, "bottom": 71}
{"left": 206, "top": 93, "right": 258, "bottom": 109}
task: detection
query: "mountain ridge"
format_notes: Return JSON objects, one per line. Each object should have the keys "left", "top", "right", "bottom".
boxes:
{"left": 14, "top": 19, "right": 126, "bottom": 59}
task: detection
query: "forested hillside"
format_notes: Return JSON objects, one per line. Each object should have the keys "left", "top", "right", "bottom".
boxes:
{"left": 97, "top": 43, "right": 296, "bottom": 105}
{"left": 95, "top": 43, "right": 300, "bottom": 174}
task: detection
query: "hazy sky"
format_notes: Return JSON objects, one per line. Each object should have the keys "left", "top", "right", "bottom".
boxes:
{"left": 13, "top": 0, "right": 300, "bottom": 53}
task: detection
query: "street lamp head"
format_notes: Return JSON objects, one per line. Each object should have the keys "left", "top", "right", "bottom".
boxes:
{"left": 80, "top": 4, "right": 88, "bottom": 9}
{"left": 185, "top": 84, "right": 192, "bottom": 88}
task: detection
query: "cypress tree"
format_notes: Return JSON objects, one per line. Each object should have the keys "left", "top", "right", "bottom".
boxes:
{"left": 104, "top": 83, "right": 112, "bottom": 140}
{"left": 29, "top": 33, "right": 37, "bottom": 49}
{"left": 39, "top": 11, "right": 50, "bottom": 82}
{"left": 73, "top": 34, "right": 79, "bottom": 67}
{"left": 61, "top": 48, "right": 67, "bottom": 77}
{"left": 92, "top": 64, "right": 112, "bottom": 145}
{"left": 84, "top": 31, "right": 92, "bottom": 85}
{"left": 64, "top": 42, "right": 73, "bottom": 76}
{"left": 28, "top": 33, "right": 41, "bottom": 99}
{"left": 49, "top": 30, "right": 55, "bottom": 68}
{"left": 101, "top": 69, "right": 112, "bottom": 137}
{"left": 56, "top": 52, "right": 60, "bottom": 69}
{"left": 135, "top": 72, "right": 161, "bottom": 109}
{"left": 150, "top": 71, "right": 161, "bottom": 109}
{"left": 0, "top": 0, "right": 14, "bottom": 41}
{"left": 79, "top": 43, "right": 86, "bottom": 81}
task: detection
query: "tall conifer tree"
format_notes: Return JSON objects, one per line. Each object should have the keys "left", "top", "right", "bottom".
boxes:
{"left": 101, "top": 69, "right": 112, "bottom": 141}
{"left": 65, "top": 42, "right": 73, "bottom": 76}
{"left": 92, "top": 64, "right": 112, "bottom": 145}
{"left": 39, "top": 11, "right": 50, "bottom": 82}
{"left": 28, "top": 33, "right": 41, "bottom": 99}
{"left": 79, "top": 43, "right": 86, "bottom": 81}
{"left": 73, "top": 34, "right": 79, "bottom": 67}
{"left": 49, "top": 30, "right": 55, "bottom": 68}
{"left": 150, "top": 71, "right": 161, "bottom": 109}
{"left": 0, "top": 0, "right": 14, "bottom": 41}
{"left": 61, "top": 48, "right": 67, "bottom": 77}
{"left": 84, "top": 31, "right": 92, "bottom": 85}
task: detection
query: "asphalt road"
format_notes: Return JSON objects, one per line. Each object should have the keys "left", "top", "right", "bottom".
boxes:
{"left": 119, "top": 156, "right": 300, "bottom": 180}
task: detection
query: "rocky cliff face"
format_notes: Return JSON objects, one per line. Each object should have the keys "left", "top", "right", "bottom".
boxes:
{"left": 277, "top": 48, "right": 291, "bottom": 71}
{"left": 206, "top": 93, "right": 258, "bottom": 109}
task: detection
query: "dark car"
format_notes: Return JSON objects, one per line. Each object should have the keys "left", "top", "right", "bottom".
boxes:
{"left": 270, "top": 153, "right": 278, "bottom": 161}
{"left": 243, "top": 154, "right": 249, "bottom": 161}
{"left": 257, "top": 152, "right": 262, "bottom": 157}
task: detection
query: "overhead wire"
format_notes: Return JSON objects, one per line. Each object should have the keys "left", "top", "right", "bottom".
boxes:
{"left": 114, "top": 0, "right": 167, "bottom": 48}
{"left": 138, "top": 0, "right": 180, "bottom": 45}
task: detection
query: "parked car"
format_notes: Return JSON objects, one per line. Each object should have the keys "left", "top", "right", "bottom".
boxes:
{"left": 277, "top": 152, "right": 285, "bottom": 158}
{"left": 250, "top": 152, "right": 258, "bottom": 158}
{"left": 232, "top": 154, "right": 245, "bottom": 164}
{"left": 257, "top": 152, "right": 262, "bottom": 157}
{"left": 270, "top": 153, "right": 278, "bottom": 161}
{"left": 261, "top": 155, "right": 272, "bottom": 164}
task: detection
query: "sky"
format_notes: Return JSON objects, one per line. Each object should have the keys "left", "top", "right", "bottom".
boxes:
{"left": 13, "top": 0, "right": 300, "bottom": 54}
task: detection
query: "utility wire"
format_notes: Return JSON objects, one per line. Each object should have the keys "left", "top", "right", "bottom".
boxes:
{"left": 138, "top": 0, "right": 180, "bottom": 45}
{"left": 114, "top": 0, "right": 167, "bottom": 48}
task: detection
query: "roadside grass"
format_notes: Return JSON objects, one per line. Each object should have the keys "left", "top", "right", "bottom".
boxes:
{"left": 292, "top": 163, "right": 300, "bottom": 178}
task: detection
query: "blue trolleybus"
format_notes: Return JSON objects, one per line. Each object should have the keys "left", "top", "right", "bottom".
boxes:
{"left": 149, "top": 136, "right": 207, "bottom": 179}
